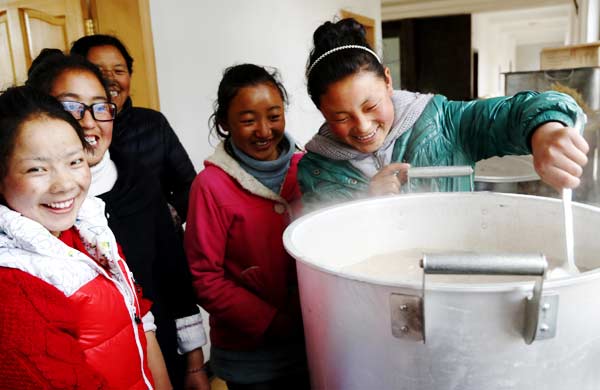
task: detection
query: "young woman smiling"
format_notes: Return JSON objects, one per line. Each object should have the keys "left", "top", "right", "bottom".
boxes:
{"left": 184, "top": 64, "right": 309, "bottom": 390}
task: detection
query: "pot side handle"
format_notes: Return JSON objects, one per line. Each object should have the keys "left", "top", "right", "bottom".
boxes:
{"left": 389, "top": 253, "right": 558, "bottom": 345}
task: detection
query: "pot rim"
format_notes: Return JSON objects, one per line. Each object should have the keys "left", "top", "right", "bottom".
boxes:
{"left": 285, "top": 192, "right": 600, "bottom": 293}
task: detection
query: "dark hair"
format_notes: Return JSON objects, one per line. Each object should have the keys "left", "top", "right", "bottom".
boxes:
{"left": 70, "top": 34, "right": 134, "bottom": 74}
{"left": 27, "top": 48, "right": 64, "bottom": 77}
{"left": 26, "top": 51, "right": 111, "bottom": 101}
{"left": 306, "top": 18, "right": 385, "bottom": 108}
{"left": 209, "top": 63, "right": 288, "bottom": 140}
{"left": 0, "top": 86, "right": 88, "bottom": 181}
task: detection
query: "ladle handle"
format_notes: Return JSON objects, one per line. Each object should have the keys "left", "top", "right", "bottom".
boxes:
{"left": 407, "top": 166, "right": 474, "bottom": 192}
{"left": 421, "top": 253, "right": 547, "bottom": 276}
{"left": 408, "top": 166, "right": 473, "bottom": 179}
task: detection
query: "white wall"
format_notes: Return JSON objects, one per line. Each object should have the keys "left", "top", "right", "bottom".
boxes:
{"left": 148, "top": 0, "right": 381, "bottom": 171}
{"left": 515, "top": 42, "right": 563, "bottom": 71}
{"left": 569, "top": 0, "right": 600, "bottom": 43}
{"left": 473, "top": 5, "right": 571, "bottom": 97}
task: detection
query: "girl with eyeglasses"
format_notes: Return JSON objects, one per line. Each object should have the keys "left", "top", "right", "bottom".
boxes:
{"left": 184, "top": 64, "right": 310, "bottom": 390}
{"left": 0, "top": 86, "right": 153, "bottom": 389}
{"left": 27, "top": 52, "right": 209, "bottom": 390}
{"left": 70, "top": 35, "right": 196, "bottom": 227}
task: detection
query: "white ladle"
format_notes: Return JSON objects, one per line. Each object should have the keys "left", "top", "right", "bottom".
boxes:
{"left": 548, "top": 189, "right": 580, "bottom": 278}
{"left": 562, "top": 188, "right": 578, "bottom": 272}
{"left": 549, "top": 114, "right": 586, "bottom": 278}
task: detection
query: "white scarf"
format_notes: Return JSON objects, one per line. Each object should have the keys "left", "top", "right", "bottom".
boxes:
{"left": 89, "top": 151, "right": 118, "bottom": 196}
{"left": 0, "top": 197, "right": 134, "bottom": 303}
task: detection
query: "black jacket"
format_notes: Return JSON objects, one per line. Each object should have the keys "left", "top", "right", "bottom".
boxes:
{"left": 97, "top": 150, "right": 199, "bottom": 388}
{"left": 111, "top": 98, "right": 196, "bottom": 221}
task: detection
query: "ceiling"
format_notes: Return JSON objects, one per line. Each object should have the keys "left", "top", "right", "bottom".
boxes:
{"left": 381, "top": 0, "right": 571, "bottom": 20}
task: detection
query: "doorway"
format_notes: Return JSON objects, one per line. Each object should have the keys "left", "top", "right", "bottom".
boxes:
{"left": 383, "top": 14, "right": 473, "bottom": 100}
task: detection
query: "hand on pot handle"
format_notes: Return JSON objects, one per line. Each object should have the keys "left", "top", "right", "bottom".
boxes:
{"left": 531, "top": 121, "right": 589, "bottom": 190}
{"left": 369, "top": 163, "right": 411, "bottom": 196}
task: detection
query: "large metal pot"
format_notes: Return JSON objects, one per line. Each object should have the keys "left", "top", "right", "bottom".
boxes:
{"left": 283, "top": 193, "right": 600, "bottom": 390}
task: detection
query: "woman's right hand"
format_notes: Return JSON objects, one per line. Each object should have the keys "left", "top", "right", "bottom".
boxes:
{"left": 369, "top": 163, "right": 411, "bottom": 196}
{"left": 531, "top": 121, "right": 589, "bottom": 190}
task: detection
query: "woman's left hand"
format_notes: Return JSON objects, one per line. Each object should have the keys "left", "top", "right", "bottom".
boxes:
{"left": 184, "top": 348, "right": 211, "bottom": 390}
{"left": 184, "top": 369, "right": 211, "bottom": 390}
{"left": 531, "top": 121, "right": 589, "bottom": 190}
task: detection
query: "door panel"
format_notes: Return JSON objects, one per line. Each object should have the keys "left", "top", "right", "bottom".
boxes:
{"left": 0, "top": 11, "right": 16, "bottom": 88}
{"left": 19, "top": 8, "right": 68, "bottom": 64}
{"left": 0, "top": 0, "right": 84, "bottom": 87}
{"left": 0, "top": 0, "right": 158, "bottom": 110}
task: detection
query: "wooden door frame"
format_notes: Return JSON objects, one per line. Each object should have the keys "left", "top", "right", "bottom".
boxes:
{"left": 89, "top": 0, "right": 160, "bottom": 110}
{"left": 137, "top": 0, "right": 159, "bottom": 110}
{"left": 340, "top": 9, "right": 376, "bottom": 49}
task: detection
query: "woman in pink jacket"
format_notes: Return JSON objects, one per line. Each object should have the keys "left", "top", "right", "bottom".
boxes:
{"left": 184, "top": 64, "right": 309, "bottom": 389}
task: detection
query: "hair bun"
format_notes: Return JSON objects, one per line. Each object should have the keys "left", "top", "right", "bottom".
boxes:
{"left": 337, "top": 18, "right": 367, "bottom": 40}
{"left": 312, "top": 18, "right": 369, "bottom": 55}
{"left": 28, "top": 48, "right": 64, "bottom": 77}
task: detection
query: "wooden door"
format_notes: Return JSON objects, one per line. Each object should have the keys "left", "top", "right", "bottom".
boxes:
{"left": 0, "top": 0, "right": 159, "bottom": 111}
{"left": 0, "top": 0, "right": 84, "bottom": 89}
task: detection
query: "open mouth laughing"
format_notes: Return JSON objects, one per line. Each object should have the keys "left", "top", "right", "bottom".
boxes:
{"left": 352, "top": 127, "right": 379, "bottom": 144}
{"left": 84, "top": 136, "right": 98, "bottom": 146}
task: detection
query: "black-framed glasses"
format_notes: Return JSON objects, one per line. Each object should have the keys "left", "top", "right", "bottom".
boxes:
{"left": 61, "top": 101, "right": 117, "bottom": 122}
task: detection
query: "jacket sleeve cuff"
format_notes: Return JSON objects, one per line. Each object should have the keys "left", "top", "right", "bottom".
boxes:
{"left": 142, "top": 311, "right": 157, "bottom": 333}
{"left": 176, "top": 313, "right": 207, "bottom": 354}
{"left": 528, "top": 111, "right": 575, "bottom": 133}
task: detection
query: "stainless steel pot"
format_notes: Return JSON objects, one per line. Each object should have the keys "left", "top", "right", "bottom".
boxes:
{"left": 284, "top": 193, "right": 600, "bottom": 390}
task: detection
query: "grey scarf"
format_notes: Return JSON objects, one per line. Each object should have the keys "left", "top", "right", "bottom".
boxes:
{"left": 228, "top": 132, "right": 295, "bottom": 194}
{"left": 305, "top": 90, "right": 433, "bottom": 162}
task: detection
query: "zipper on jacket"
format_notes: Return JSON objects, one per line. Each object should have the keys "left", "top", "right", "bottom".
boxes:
{"left": 113, "top": 259, "right": 154, "bottom": 390}
{"left": 76, "top": 252, "right": 153, "bottom": 389}
{"left": 373, "top": 152, "right": 384, "bottom": 170}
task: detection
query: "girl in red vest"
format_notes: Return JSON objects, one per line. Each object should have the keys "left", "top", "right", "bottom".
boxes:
{"left": 0, "top": 86, "right": 157, "bottom": 389}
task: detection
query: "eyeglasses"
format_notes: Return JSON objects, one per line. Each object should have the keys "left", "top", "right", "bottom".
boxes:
{"left": 61, "top": 101, "right": 117, "bottom": 122}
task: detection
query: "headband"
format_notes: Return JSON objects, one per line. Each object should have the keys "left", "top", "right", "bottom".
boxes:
{"left": 306, "top": 45, "right": 381, "bottom": 78}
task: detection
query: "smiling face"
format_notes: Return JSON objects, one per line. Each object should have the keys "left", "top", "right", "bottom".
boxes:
{"left": 0, "top": 116, "right": 90, "bottom": 236}
{"left": 50, "top": 69, "right": 113, "bottom": 167}
{"left": 224, "top": 82, "right": 285, "bottom": 161}
{"left": 319, "top": 68, "right": 395, "bottom": 153}
{"left": 86, "top": 45, "right": 131, "bottom": 113}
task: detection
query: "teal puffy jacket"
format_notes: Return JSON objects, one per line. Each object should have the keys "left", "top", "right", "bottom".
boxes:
{"left": 298, "top": 91, "right": 582, "bottom": 208}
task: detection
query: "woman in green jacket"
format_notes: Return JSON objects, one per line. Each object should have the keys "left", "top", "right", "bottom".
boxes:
{"left": 299, "top": 18, "right": 589, "bottom": 209}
